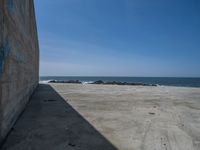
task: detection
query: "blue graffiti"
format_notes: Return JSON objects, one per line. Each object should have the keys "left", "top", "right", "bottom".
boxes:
{"left": 0, "top": 39, "right": 11, "bottom": 74}
{"left": 6, "top": 0, "right": 14, "bottom": 13}
{"left": 15, "top": 44, "right": 26, "bottom": 63}
{"left": 16, "top": 51, "right": 25, "bottom": 63}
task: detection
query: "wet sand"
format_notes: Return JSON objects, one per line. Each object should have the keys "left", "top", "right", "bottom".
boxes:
{"left": 2, "top": 83, "right": 200, "bottom": 150}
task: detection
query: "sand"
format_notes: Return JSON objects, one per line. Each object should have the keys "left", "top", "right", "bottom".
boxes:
{"left": 2, "top": 83, "right": 200, "bottom": 150}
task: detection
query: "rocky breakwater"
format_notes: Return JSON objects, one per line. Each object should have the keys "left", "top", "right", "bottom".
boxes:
{"left": 49, "top": 80, "right": 157, "bottom": 86}
{"left": 49, "top": 80, "right": 82, "bottom": 84}
{"left": 91, "top": 80, "right": 157, "bottom": 86}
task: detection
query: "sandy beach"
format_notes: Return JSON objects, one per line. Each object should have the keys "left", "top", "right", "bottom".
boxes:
{"left": 2, "top": 83, "right": 200, "bottom": 150}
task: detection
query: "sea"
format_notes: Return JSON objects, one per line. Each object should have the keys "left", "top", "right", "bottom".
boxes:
{"left": 40, "top": 76, "right": 200, "bottom": 88}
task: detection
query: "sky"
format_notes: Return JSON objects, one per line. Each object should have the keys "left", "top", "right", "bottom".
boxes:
{"left": 34, "top": 0, "right": 200, "bottom": 77}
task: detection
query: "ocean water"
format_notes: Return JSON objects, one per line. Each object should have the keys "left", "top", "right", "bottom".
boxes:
{"left": 40, "top": 76, "right": 200, "bottom": 88}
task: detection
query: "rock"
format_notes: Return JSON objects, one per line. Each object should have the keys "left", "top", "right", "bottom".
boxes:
{"left": 48, "top": 80, "right": 56, "bottom": 83}
{"left": 67, "top": 80, "right": 81, "bottom": 84}
{"left": 48, "top": 80, "right": 81, "bottom": 84}
{"left": 92, "top": 80, "right": 104, "bottom": 84}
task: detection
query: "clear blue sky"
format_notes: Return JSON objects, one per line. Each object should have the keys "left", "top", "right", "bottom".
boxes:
{"left": 35, "top": 0, "right": 200, "bottom": 77}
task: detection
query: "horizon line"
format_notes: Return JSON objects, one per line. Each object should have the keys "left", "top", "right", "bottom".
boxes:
{"left": 39, "top": 75, "right": 200, "bottom": 78}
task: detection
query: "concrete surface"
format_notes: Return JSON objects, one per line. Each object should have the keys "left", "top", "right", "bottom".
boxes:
{"left": 1, "top": 83, "right": 200, "bottom": 150}
{"left": 0, "top": 0, "right": 39, "bottom": 144}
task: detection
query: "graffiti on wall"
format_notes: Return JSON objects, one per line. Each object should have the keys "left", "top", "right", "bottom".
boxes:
{"left": 6, "top": 0, "right": 14, "bottom": 13}
{"left": 15, "top": 43, "right": 26, "bottom": 63}
{"left": 0, "top": 39, "right": 11, "bottom": 75}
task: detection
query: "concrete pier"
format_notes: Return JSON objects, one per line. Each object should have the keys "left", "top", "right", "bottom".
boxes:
{"left": 1, "top": 84, "right": 200, "bottom": 150}
{"left": 0, "top": 0, "right": 39, "bottom": 144}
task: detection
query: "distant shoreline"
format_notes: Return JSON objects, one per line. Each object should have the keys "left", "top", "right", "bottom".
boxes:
{"left": 47, "top": 80, "right": 157, "bottom": 87}
{"left": 40, "top": 76, "right": 200, "bottom": 88}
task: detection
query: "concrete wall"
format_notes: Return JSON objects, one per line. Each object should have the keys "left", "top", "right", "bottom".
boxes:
{"left": 0, "top": 0, "right": 39, "bottom": 144}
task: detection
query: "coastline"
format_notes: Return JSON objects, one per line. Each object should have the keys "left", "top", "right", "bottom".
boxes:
{"left": 39, "top": 76, "right": 200, "bottom": 88}
{"left": 39, "top": 79, "right": 200, "bottom": 89}
{"left": 47, "top": 80, "right": 158, "bottom": 87}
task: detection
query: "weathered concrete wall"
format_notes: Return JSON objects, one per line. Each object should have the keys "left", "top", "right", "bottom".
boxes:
{"left": 0, "top": 0, "right": 39, "bottom": 144}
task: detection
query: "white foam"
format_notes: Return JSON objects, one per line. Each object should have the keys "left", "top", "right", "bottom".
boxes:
{"left": 39, "top": 80, "right": 52, "bottom": 84}
{"left": 82, "top": 81, "right": 94, "bottom": 85}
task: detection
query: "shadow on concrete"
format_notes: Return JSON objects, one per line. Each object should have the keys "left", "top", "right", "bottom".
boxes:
{"left": 1, "top": 84, "right": 117, "bottom": 150}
